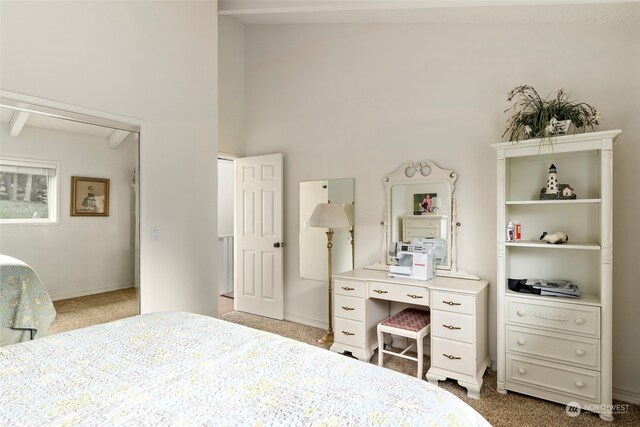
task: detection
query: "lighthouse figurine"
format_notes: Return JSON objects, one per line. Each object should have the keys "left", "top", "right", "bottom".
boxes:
{"left": 539, "top": 163, "right": 577, "bottom": 200}
{"left": 546, "top": 164, "right": 559, "bottom": 194}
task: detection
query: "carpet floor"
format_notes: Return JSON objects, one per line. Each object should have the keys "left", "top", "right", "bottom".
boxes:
{"left": 220, "top": 310, "right": 640, "bottom": 427}
{"left": 48, "top": 288, "right": 139, "bottom": 335}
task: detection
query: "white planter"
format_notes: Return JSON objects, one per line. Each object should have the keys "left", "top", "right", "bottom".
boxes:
{"left": 554, "top": 119, "right": 572, "bottom": 135}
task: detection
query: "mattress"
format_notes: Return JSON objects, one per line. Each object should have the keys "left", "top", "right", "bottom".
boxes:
{"left": 0, "top": 312, "right": 490, "bottom": 426}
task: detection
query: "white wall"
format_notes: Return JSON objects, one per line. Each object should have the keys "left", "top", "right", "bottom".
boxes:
{"left": 0, "top": 1, "right": 219, "bottom": 316}
{"left": 0, "top": 125, "right": 136, "bottom": 300}
{"left": 238, "top": 21, "right": 640, "bottom": 395}
{"left": 219, "top": 16, "right": 246, "bottom": 155}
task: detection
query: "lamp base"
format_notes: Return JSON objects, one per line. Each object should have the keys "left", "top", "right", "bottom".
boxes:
{"left": 318, "top": 331, "right": 334, "bottom": 345}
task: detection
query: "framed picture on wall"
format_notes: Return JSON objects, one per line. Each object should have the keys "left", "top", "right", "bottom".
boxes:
{"left": 413, "top": 192, "right": 438, "bottom": 214}
{"left": 71, "top": 176, "right": 110, "bottom": 216}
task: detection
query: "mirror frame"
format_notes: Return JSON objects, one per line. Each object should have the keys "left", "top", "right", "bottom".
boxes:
{"left": 383, "top": 160, "right": 479, "bottom": 280}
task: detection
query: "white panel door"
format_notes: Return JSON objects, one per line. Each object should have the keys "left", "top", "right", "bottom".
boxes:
{"left": 234, "top": 153, "right": 284, "bottom": 319}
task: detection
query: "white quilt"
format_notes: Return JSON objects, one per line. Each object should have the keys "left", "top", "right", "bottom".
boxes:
{"left": 0, "top": 312, "right": 490, "bottom": 426}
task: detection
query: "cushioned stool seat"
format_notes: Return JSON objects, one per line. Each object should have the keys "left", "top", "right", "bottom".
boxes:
{"left": 377, "top": 308, "right": 431, "bottom": 379}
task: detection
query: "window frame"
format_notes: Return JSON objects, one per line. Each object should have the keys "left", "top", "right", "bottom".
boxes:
{"left": 0, "top": 157, "right": 61, "bottom": 225}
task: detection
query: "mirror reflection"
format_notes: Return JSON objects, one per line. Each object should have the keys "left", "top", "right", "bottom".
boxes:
{"left": 389, "top": 183, "right": 450, "bottom": 266}
{"left": 0, "top": 101, "right": 140, "bottom": 344}
{"left": 384, "top": 160, "right": 456, "bottom": 270}
{"left": 299, "top": 178, "right": 354, "bottom": 280}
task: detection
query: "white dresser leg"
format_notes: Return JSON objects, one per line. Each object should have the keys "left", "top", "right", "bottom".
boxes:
{"left": 599, "top": 411, "right": 613, "bottom": 422}
{"left": 459, "top": 380, "right": 481, "bottom": 399}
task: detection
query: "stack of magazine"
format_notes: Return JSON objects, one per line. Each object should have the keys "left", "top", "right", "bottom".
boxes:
{"left": 525, "top": 279, "right": 581, "bottom": 298}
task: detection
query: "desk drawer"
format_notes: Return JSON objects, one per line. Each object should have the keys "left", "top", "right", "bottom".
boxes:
{"left": 405, "top": 218, "right": 440, "bottom": 228}
{"left": 507, "top": 297, "right": 600, "bottom": 338}
{"left": 431, "top": 291, "right": 475, "bottom": 315}
{"left": 334, "top": 317, "right": 365, "bottom": 349}
{"left": 334, "top": 294, "right": 364, "bottom": 322}
{"left": 431, "top": 310, "right": 474, "bottom": 344}
{"left": 368, "top": 281, "right": 429, "bottom": 306}
{"left": 334, "top": 279, "right": 365, "bottom": 298}
{"left": 431, "top": 337, "right": 475, "bottom": 376}
{"left": 507, "top": 326, "right": 600, "bottom": 370}
{"left": 507, "top": 354, "right": 600, "bottom": 402}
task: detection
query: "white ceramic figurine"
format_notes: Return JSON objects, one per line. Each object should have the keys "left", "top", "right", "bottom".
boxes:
{"left": 539, "top": 231, "right": 569, "bottom": 244}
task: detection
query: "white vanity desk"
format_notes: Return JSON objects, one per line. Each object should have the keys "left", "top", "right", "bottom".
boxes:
{"left": 330, "top": 268, "right": 490, "bottom": 399}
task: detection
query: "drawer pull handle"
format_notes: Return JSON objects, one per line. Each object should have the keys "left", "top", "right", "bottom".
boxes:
{"left": 341, "top": 286, "right": 355, "bottom": 291}
{"left": 341, "top": 306, "right": 355, "bottom": 311}
{"left": 407, "top": 294, "right": 423, "bottom": 299}
{"left": 443, "top": 353, "right": 461, "bottom": 360}
{"left": 374, "top": 290, "right": 388, "bottom": 294}
{"left": 575, "top": 381, "right": 585, "bottom": 388}
{"left": 575, "top": 349, "right": 586, "bottom": 356}
{"left": 443, "top": 300, "right": 461, "bottom": 306}
{"left": 443, "top": 324, "right": 461, "bottom": 330}
{"left": 342, "top": 331, "right": 355, "bottom": 336}
{"left": 518, "top": 367, "right": 527, "bottom": 375}
{"left": 575, "top": 317, "right": 585, "bottom": 325}
{"left": 516, "top": 310, "right": 525, "bottom": 317}
{"left": 517, "top": 339, "right": 526, "bottom": 346}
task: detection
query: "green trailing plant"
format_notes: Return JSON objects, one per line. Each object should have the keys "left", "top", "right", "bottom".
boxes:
{"left": 503, "top": 85, "right": 601, "bottom": 142}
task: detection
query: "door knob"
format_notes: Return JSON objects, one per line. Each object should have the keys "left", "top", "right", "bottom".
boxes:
{"left": 273, "top": 242, "right": 280, "bottom": 248}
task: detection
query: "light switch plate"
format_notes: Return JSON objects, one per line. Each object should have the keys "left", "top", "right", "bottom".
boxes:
{"left": 151, "top": 226, "right": 160, "bottom": 241}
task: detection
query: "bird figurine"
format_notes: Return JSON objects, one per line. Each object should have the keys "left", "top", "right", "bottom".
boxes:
{"left": 539, "top": 231, "right": 569, "bottom": 244}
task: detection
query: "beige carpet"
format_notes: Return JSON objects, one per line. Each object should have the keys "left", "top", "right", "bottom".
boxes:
{"left": 220, "top": 310, "right": 640, "bottom": 427}
{"left": 48, "top": 288, "right": 139, "bottom": 335}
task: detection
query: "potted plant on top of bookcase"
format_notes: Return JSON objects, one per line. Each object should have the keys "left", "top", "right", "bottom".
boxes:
{"left": 502, "top": 85, "right": 601, "bottom": 145}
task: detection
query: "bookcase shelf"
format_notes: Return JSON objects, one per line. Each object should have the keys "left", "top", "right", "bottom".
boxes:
{"left": 505, "top": 289, "right": 601, "bottom": 307}
{"left": 505, "top": 241, "right": 601, "bottom": 250}
{"left": 506, "top": 199, "right": 601, "bottom": 205}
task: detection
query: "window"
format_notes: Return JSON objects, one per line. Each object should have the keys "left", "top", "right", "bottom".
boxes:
{"left": 0, "top": 158, "right": 59, "bottom": 224}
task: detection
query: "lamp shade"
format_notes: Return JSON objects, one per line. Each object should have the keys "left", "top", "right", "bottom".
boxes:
{"left": 308, "top": 203, "right": 350, "bottom": 229}
{"left": 342, "top": 203, "right": 354, "bottom": 227}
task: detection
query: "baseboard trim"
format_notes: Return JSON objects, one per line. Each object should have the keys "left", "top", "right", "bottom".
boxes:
{"left": 613, "top": 387, "right": 640, "bottom": 404}
{"left": 284, "top": 312, "right": 327, "bottom": 330}
{"left": 51, "top": 283, "right": 134, "bottom": 301}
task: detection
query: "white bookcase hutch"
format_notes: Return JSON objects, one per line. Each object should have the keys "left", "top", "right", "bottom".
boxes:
{"left": 492, "top": 130, "right": 621, "bottom": 421}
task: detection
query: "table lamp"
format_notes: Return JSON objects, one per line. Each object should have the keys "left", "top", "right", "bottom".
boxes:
{"left": 308, "top": 202, "right": 351, "bottom": 344}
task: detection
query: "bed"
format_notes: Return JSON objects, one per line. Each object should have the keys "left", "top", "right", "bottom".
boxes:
{"left": 0, "top": 312, "right": 490, "bottom": 426}
{"left": 0, "top": 254, "right": 56, "bottom": 346}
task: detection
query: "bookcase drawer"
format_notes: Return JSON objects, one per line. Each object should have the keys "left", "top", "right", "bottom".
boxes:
{"left": 507, "top": 297, "right": 600, "bottom": 338}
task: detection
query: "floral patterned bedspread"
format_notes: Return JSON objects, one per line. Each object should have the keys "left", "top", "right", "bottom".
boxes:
{"left": 0, "top": 312, "right": 490, "bottom": 426}
{"left": 0, "top": 254, "right": 56, "bottom": 340}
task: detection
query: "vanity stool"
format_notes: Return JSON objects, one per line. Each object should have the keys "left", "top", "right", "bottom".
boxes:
{"left": 377, "top": 308, "right": 431, "bottom": 379}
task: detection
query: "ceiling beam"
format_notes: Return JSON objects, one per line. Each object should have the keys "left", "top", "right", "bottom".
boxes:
{"left": 9, "top": 111, "right": 30, "bottom": 137}
{"left": 108, "top": 129, "right": 130, "bottom": 149}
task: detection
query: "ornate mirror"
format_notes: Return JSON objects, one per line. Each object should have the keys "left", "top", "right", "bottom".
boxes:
{"left": 383, "top": 160, "right": 478, "bottom": 280}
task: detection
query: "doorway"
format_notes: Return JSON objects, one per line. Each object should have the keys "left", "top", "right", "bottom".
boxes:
{"left": 218, "top": 155, "right": 235, "bottom": 316}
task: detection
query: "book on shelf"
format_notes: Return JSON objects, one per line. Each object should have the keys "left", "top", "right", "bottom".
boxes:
{"left": 508, "top": 278, "right": 582, "bottom": 298}
{"left": 525, "top": 278, "right": 582, "bottom": 298}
